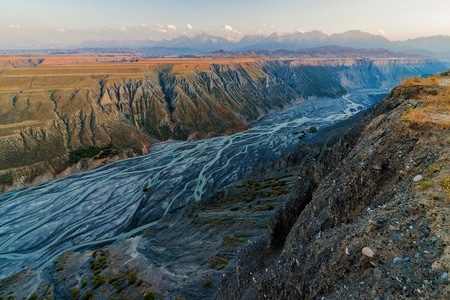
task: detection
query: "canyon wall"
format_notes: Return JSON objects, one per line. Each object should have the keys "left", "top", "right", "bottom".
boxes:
{"left": 0, "top": 58, "right": 446, "bottom": 190}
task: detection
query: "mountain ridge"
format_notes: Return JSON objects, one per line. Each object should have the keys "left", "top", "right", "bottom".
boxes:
{"left": 71, "top": 30, "right": 450, "bottom": 61}
{"left": 2, "top": 30, "right": 450, "bottom": 61}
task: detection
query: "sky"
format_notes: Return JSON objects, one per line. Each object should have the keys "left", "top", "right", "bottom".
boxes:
{"left": 1, "top": 0, "right": 450, "bottom": 49}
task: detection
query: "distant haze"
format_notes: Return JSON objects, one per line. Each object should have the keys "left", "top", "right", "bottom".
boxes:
{"left": 1, "top": 0, "right": 450, "bottom": 49}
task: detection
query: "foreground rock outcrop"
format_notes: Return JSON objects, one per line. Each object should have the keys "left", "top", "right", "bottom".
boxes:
{"left": 218, "top": 73, "right": 450, "bottom": 299}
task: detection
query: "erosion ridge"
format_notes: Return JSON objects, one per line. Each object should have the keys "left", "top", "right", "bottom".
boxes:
{"left": 0, "top": 56, "right": 446, "bottom": 191}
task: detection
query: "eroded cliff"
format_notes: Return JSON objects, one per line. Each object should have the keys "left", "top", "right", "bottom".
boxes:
{"left": 0, "top": 57, "right": 446, "bottom": 191}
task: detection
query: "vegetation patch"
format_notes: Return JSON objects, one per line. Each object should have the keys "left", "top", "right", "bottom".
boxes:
{"left": 441, "top": 176, "right": 450, "bottom": 198}
{"left": 89, "top": 250, "right": 109, "bottom": 275}
{"left": 69, "top": 144, "right": 118, "bottom": 164}
{"left": 108, "top": 269, "right": 139, "bottom": 293}
{"left": 420, "top": 179, "right": 434, "bottom": 189}
{"left": 400, "top": 75, "right": 450, "bottom": 129}
{"left": 254, "top": 204, "right": 276, "bottom": 211}
{"left": 0, "top": 274, "right": 21, "bottom": 293}
{"left": 427, "top": 164, "right": 442, "bottom": 177}
{"left": 223, "top": 235, "right": 246, "bottom": 250}
{"left": 203, "top": 278, "right": 214, "bottom": 288}
{"left": 82, "top": 290, "right": 95, "bottom": 300}
{"left": 71, "top": 289, "right": 81, "bottom": 299}
{"left": 143, "top": 290, "right": 156, "bottom": 300}
{"left": 209, "top": 255, "right": 229, "bottom": 270}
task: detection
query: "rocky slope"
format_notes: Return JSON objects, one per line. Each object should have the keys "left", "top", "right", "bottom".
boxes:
{"left": 1, "top": 72, "right": 448, "bottom": 300}
{"left": 218, "top": 73, "right": 450, "bottom": 299}
{"left": 0, "top": 56, "right": 446, "bottom": 191}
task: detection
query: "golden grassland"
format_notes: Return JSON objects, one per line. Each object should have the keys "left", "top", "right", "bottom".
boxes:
{"left": 401, "top": 73, "right": 450, "bottom": 201}
{"left": 400, "top": 75, "right": 450, "bottom": 129}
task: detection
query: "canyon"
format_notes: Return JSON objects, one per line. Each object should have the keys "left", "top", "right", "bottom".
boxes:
{"left": 0, "top": 54, "right": 449, "bottom": 299}
{"left": 0, "top": 55, "right": 446, "bottom": 191}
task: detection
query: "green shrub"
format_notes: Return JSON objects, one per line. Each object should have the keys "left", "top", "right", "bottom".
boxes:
{"left": 89, "top": 250, "right": 109, "bottom": 275}
{"left": 421, "top": 179, "right": 433, "bottom": 189}
{"left": 308, "top": 126, "right": 317, "bottom": 133}
{"left": 223, "top": 235, "right": 246, "bottom": 248}
{"left": 143, "top": 290, "right": 156, "bottom": 300}
{"left": 71, "top": 289, "right": 81, "bottom": 299}
{"left": 203, "top": 278, "right": 214, "bottom": 288}
{"left": 69, "top": 144, "right": 118, "bottom": 164}
{"left": 92, "top": 275, "right": 106, "bottom": 289}
{"left": 427, "top": 164, "right": 441, "bottom": 177}
{"left": 28, "top": 294, "right": 38, "bottom": 300}
{"left": 209, "top": 256, "right": 229, "bottom": 270}
{"left": 82, "top": 290, "right": 95, "bottom": 300}
{"left": 69, "top": 146, "right": 102, "bottom": 164}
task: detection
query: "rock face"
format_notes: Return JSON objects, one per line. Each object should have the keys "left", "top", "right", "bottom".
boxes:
{"left": 218, "top": 73, "right": 450, "bottom": 299}
{"left": 0, "top": 57, "right": 446, "bottom": 191}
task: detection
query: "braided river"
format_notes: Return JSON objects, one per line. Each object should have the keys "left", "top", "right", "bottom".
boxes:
{"left": 0, "top": 89, "right": 386, "bottom": 278}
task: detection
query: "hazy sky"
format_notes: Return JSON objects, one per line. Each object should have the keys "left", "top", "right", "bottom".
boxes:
{"left": 1, "top": 0, "right": 450, "bottom": 48}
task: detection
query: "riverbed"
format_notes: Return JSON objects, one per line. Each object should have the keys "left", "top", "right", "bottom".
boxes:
{"left": 0, "top": 89, "right": 386, "bottom": 278}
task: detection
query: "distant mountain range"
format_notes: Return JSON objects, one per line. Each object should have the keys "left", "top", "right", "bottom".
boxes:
{"left": 2, "top": 30, "right": 449, "bottom": 62}
{"left": 71, "top": 30, "right": 450, "bottom": 61}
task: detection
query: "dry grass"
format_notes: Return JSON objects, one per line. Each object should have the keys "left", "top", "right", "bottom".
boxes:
{"left": 442, "top": 176, "right": 450, "bottom": 199}
{"left": 400, "top": 75, "right": 450, "bottom": 129}
{"left": 401, "top": 76, "right": 441, "bottom": 87}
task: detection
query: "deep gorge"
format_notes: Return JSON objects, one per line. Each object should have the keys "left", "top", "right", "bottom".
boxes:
{"left": 0, "top": 57, "right": 446, "bottom": 191}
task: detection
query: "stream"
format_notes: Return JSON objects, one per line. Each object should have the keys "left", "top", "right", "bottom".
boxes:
{"left": 0, "top": 89, "right": 386, "bottom": 279}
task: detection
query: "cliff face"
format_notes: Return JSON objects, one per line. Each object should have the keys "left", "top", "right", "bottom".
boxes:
{"left": 218, "top": 73, "right": 450, "bottom": 299}
{"left": 0, "top": 58, "right": 446, "bottom": 190}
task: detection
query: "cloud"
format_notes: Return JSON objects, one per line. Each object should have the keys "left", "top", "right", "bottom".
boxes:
{"left": 378, "top": 29, "right": 386, "bottom": 35}
{"left": 153, "top": 24, "right": 177, "bottom": 33}
{"left": 56, "top": 28, "right": 68, "bottom": 33}
{"left": 224, "top": 25, "right": 234, "bottom": 31}
{"left": 261, "top": 23, "right": 275, "bottom": 29}
{"left": 120, "top": 26, "right": 127, "bottom": 32}
{"left": 7, "top": 23, "right": 23, "bottom": 30}
{"left": 187, "top": 24, "right": 193, "bottom": 30}
{"left": 154, "top": 24, "right": 167, "bottom": 33}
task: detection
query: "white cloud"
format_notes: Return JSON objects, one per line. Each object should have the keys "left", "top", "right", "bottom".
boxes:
{"left": 153, "top": 24, "right": 177, "bottom": 33}
{"left": 378, "top": 29, "right": 386, "bottom": 35}
{"left": 120, "top": 26, "right": 127, "bottom": 32}
{"left": 7, "top": 23, "right": 23, "bottom": 30}
{"left": 224, "top": 25, "right": 234, "bottom": 31}
{"left": 187, "top": 24, "right": 193, "bottom": 30}
{"left": 56, "top": 28, "right": 68, "bottom": 33}
{"left": 154, "top": 24, "right": 167, "bottom": 33}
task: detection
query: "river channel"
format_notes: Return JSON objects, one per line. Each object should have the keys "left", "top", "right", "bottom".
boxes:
{"left": 0, "top": 89, "right": 386, "bottom": 278}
